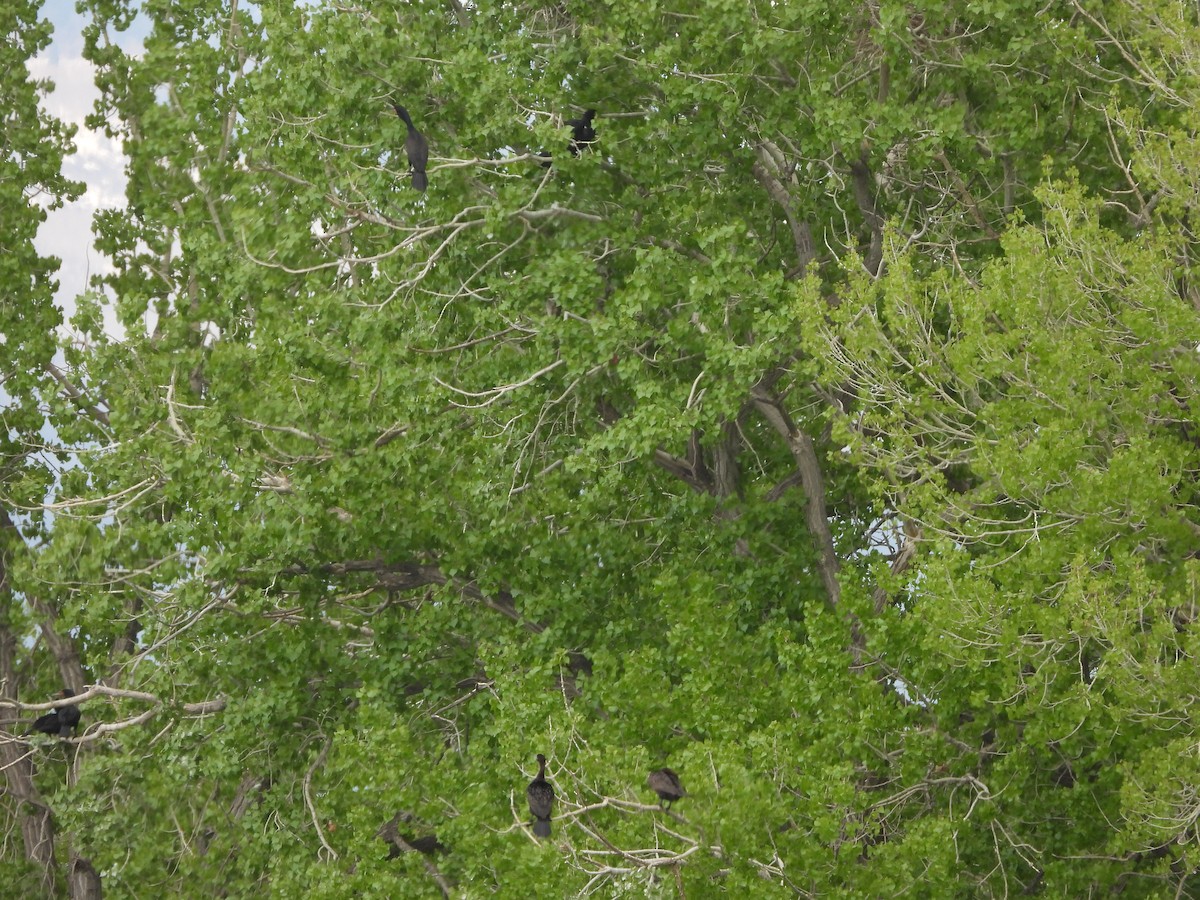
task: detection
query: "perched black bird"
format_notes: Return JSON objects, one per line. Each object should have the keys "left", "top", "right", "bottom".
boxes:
{"left": 566, "top": 109, "right": 597, "bottom": 156}
{"left": 28, "top": 688, "right": 81, "bottom": 738}
{"left": 647, "top": 767, "right": 685, "bottom": 810}
{"left": 392, "top": 833, "right": 445, "bottom": 856}
{"left": 29, "top": 710, "right": 59, "bottom": 735}
{"left": 379, "top": 811, "right": 446, "bottom": 858}
{"left": 57, "top": 695, "right": 81, "bottom": 735}
{"left": 392, "top": 103, "right": 429, "bottom": 192}
{"left": 526, "top": 752, "right": 554, "bottom": 838}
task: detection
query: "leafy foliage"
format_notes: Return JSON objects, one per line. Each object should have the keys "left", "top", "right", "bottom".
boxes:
{"left": 4, "top": 0, "right": 1200, "bottom": 896}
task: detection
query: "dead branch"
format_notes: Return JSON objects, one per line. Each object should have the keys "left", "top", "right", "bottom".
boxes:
{"left": 304, "top": 735, "right": 338, "bottom": 860}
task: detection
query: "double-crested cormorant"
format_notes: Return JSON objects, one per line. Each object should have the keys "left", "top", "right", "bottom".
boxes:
{"left": 393, "top": 833, "right": 445, "bottom": 856}
{"left": 647, "top": 767, "right": 685, "bottom": 810}
{"left": 566, "top": 109, "right": 597, "bottom": 156}
{"left": 28, "top": 688, "right": 81, "bottom": 738}
{"left": 379, "top": 811, "right": 447, "bottom": 858}
{"left": 392, "top": 104, "right": 429, "bottom": 191}
{"left": 526, "top": 752, "right": 554, "bottom": 838}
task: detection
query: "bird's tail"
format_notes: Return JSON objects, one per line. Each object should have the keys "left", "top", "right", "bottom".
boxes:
{"left": 533, "top": 818, "right": 551, "bottom": 838}
{"left": 412, "top": 171, "right": 428, "bottom": 192}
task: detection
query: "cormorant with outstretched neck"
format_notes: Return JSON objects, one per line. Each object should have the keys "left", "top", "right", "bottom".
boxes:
{"left": 392, "top": 103, "right": 429, "bottom": 191}
{"left": 28, "top": 688, "right": 81, "bottom": 738}
{"left": 647, "top": 767, "right": 685, "bottom": 810}
{"left": 566, "top": 109, "right": 597, "bottom": 156}
{"left": 526, "top": 753, "right": 554, "bottom": 838}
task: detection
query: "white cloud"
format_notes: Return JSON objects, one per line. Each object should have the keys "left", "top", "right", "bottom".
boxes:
{"left": 29, "top": 26, "right": 126, "bottom": 335}
{"left": 28, "top": 52, "right": 96, "bottom": 123}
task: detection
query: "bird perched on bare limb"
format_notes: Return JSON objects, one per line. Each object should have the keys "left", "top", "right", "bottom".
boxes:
{"left": 648, "top": 767, "right": 685, "bottom": 810}
{"left": 27, "top": 688, "right": 81, "bottom": 738}
{"left": 536, "top": 109, "right": 598, "bottom": 167}
{"left": 378, "top": 811, "right": 446, "bottom": 857}
{"left": 526, "top": 753, "right": 554, "bottom": 838}
{"left": 391, "top": 103, "right": 429, "bottom": 191}
{"left": 566, "top": 108, "right": 597, "bottom": 156}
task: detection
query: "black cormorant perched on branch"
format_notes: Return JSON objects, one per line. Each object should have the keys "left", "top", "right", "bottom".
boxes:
{"left": 392, "top": 103, "right": 429, "bottom": 191}
{"left": 28, "top": 688, "right": 81, "bottom": 738}
{"left": 526, "top": 753, "right": 554, "bottom": 838}
{"left": 647, "top": 767, "right": 685, "bottom": 810}
{"left": 566, "top": 109, "right": 597, "bottom": 156}
{"left": 379, "top": 811, "right": 447, "bottom": 857}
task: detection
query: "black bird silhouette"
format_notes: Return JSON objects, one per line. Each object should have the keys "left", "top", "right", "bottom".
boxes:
{"left": 391, "top": 833, "right": 445, "bottom": 856}
{"left": 28, "top": 688, "right": 81, "bottom": 738}
{"left": 647, "top": 767, "right": 685, "bottom": 810}
{"left": 566, "top": 109, "right": 597, "bottom": 156}
{"left": 526, "top": 753, "right": 554, "bottom": 838}
{"left": 392, "top": 104, "right": 429, "bottom": 191}
{"left": 379, "top": 811, "right": 447, "bottom": 858}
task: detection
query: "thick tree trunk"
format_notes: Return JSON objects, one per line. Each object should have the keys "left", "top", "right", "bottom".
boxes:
{"left": 0, "top": 626, "right": 59, "bottom": 897}
{"left": 2, "top": 509, "right": 102, "bottom": 897}
{"left": 69, "top": 854, "right": 102, "bottom": 899}
{"left": 0, "top": 510, "right": 58, "bottom": 894}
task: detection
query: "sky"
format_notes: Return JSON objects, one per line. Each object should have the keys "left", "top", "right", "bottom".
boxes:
{"left": 29, "top": 0, "right": 144, "bottom": 336}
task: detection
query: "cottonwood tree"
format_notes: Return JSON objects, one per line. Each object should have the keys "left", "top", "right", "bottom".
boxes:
{"left": 0, "top": 0, "right": 97, "bottom": 895}
{"left": 4, "top": 0, "right": 1199, "bottom": 895}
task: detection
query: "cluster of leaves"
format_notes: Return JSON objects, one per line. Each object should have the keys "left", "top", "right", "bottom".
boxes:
{"left": 4, "top": 0, "right": 1200, "bottom": 896}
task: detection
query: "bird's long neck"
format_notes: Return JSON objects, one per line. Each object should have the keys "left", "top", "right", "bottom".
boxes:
{"left": 537, "top": 758, "right": 546, "bottom": 780}
{"left": 393, "top": 104, "right": 416, "bottom": 132}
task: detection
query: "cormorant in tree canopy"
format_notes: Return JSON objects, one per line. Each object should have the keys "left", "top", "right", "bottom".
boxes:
{"left": 647, "top": 768, "right": 685, "bottom": 809}
{"left": 526, "top": 753, "right": 554, "bottom": 838}
{"left": 566, "top": 109, "right": 597, "bottom": 156}
{"left": 392, "top": 104, "right": 429, "bottom": 191}
{"left": 28, "top": 688, "right": 81, "bottom": 738}
{"left": 379, "top": 811, "right": 446, "bottom": 857}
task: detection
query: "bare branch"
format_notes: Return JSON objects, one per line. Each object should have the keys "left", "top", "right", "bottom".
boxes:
{"left": 435, "top": 358, "right": 565, "bottom": 408}
{"left": 165, "top": 369, "right": 195, "bottom": 444}
{"left": 304, "top": 736, "right": 338, "bottom": 861}
{"left": 45, "top": 362, "right": 111, "bottom": 429}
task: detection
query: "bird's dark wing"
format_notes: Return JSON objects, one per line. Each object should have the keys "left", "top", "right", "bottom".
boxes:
{"left": 404, "top": 834, "right": 446, "bottom": 855}
{"left": 648, "top": 768, "right": 686, "bottom": 800}
{"left": 405, "top": 132, "right": 429, "bottom": 191}
{"left": 526, "top": 778, "right": 555, "bottom": 836}
{"left": 29, "top": 711, "right": 59, "bottom": 736}
{"left": 526, "top": 781, "right": 555, "bottom": 819}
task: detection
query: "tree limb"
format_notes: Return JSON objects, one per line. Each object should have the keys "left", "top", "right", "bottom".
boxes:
{"left": 749, "top": 384, "right": 841, "bottom": 608}
{"left": 849, "top": 153, "right": 885, "bottom": 276}
{"left": 752, "top": 144, "right": 816, "bottom": 276}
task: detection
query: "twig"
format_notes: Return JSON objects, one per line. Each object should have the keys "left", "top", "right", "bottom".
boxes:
{"left": 435, "top": 358, "right": 565, "bottom": 409}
